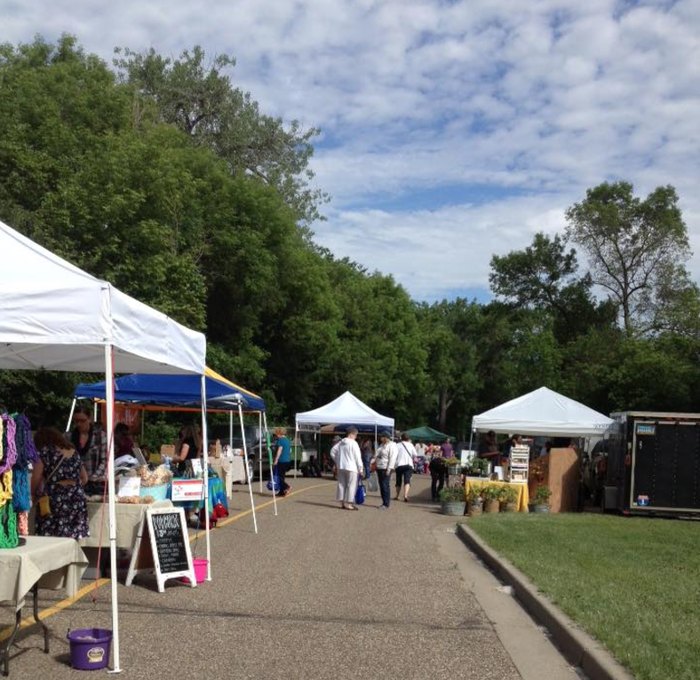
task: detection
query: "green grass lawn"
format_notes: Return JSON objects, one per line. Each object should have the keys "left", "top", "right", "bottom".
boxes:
{"left": 467, "top": 513, "right": 700, "bottom": 680}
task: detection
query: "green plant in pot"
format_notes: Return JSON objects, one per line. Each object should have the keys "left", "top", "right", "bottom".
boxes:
{"left": 466, "top": 484, "right": 484, "bottom": 516}
{"left": 533, "top": 485, "right": 552, "bottom": 513}
{"left": 468, "top": 458, "right": 490, "bottom": 477}
{"left": 439, "top": 485, "right": 466, "bottom": 516}
{"left": 482, "top": 485, "right": 502, "bottom": 513}
{"left": 443, "top": 457, "right": 461, "bottom": 475}
{"left": 499, "top": 485, "right": 519, "bottom": 512}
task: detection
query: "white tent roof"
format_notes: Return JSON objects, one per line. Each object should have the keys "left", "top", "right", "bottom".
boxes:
{"left": 472, "top": 386, "right": 614, "bottom": 437}
{"left": 296, "top": 391, "right": 394, "bottom": 430}
{"left": 0, "top": 220, "right": 205, "bottom": 374}
{"left": 0, "top": 219, "right": 208, "bottom": 672}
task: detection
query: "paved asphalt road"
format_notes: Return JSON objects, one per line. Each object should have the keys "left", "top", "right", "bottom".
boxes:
{"left": 3, "top": 475, "right": 582, "bottom": 679}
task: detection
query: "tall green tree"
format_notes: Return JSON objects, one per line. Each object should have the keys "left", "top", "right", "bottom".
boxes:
{"left": 489, "top": 232, "right": 615, "bottom": 342}
{"left": 417, "top": 299, "right": 481, "bottom": 434}
{"left": 114, "top": 46, "right": 328, "bottom": 226}
{"left": 565, "top": 182, "right": 693, "bottom": 337}
{"left": 0, "top": 35, "right": 211, "bottom": 329}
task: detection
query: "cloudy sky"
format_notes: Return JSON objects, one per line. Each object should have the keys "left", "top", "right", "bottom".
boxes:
{"left": 4, "top": 0, "right": 700, "bottom": 302}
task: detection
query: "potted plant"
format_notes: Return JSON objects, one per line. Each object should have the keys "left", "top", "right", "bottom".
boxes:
{"left": 499, "top": 485, "right": 519, "bottom": 512}
{"left": 532, "top": 485, "right": 552, "bottom": 513}
{"left": 438, "top": 485, "right": 466, "bottom": 516}
{"left": 482, "top": 485, "right": 501, "bottom": 513}
{"left": 466, "top": 484, "right": 484, "bottom": 516}
{"left": 443, "top": 457, "right": 461, "bottom": 476}
{"left": 467, "top": 457, "right": 490, "bottom": 478}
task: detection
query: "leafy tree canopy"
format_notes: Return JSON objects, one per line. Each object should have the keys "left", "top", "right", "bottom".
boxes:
{"left": 565, "top": 181, "right": 693, "bottom": 337}
{"left": 114, "top": 45, "right": 329, "bottom": 226}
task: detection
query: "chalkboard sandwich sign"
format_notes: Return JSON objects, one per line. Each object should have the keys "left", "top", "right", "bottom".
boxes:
{"left": 125, "top": 507, "right": 196, "bottom": 591}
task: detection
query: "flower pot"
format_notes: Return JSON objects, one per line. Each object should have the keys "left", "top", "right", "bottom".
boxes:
{"left": 533, "top": 504, "right": 550, "bottom": 513}
{"left": 501, "top": 501, "right": 518, "bottom": 513}
{"left": 441, "top": 501, "right": 466, "bottom": 516}
{"left": 448, "top": 466, "right": 461, "bottom": 476}
{"left": 484, "top": 499, "right": 500, "bottom": 513}
{"left": 468, "top": 500, "right": 483, "bottom": 517}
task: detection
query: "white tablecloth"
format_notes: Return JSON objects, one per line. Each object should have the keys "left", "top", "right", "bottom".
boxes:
{"left": 0, "top": 536, "right": 88, "bottom": 610}
{"left": 81, "top": 500, "right": 173, "bottom": 549}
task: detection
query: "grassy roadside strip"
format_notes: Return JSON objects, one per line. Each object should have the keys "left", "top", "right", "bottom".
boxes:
{"left": 467, "top": 513, "right": 700, "bottom": 680}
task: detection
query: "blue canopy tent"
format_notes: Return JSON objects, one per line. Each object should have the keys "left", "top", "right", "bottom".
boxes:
{"left": 73, "top": 368, "right": 268, "bottom": 530}
{"left": 74, "top": 368, "right": 265, "bottom": 411}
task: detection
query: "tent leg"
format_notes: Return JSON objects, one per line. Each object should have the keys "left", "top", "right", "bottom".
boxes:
{"left": 65, "top": 399, "right": 77, "bottom": 433}
{"left": 105, "top": 346, "right": 121, "bottom": 673}
{"left": 264, "top": 413, "right": 277, "bottom": 516}
{"left": 240, "top": 404, "right": 258, "bottom": 533}
{"left": 201, "top": 374, "right": 211, "bottom": 580}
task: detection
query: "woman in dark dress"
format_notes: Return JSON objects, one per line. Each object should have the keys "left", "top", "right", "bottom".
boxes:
{"left": 31, "top": 427, "right": 89, "bottom": 540}
{"left": 173, "top": 424, "right": 201, "bottom": 475}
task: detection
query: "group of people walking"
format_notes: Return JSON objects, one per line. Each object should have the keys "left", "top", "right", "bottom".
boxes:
{"left": 330, "top": 429, "right": 418, "bottom": 510}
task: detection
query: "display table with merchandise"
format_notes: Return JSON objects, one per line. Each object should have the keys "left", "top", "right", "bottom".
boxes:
{"left": 0, "top": 536, "right": 88, "bottom": 675}
{"left": 83, "top": 499, "right": 173, "bottom": 550}
{"left": 465, "top": 477, "right": 530, "bottom": 512}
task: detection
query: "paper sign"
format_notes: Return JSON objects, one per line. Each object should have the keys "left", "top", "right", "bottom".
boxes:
{"left": 171, "top": 479, "right": 204, "bottom": 501}
{"left": 190, "top": 458, "right": 203, "bottom": 477}
{"left": 118, "top": 475, "right": 142, "bottom": 497}
{"left": 460, "top": 449, "right": 476, "bottom": 465}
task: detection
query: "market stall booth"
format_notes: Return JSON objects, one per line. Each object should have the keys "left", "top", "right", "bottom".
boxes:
{"left": 73, "top": 368, "right": 266, "bottom": 530}
{"left": 295, "top": 391, "right": 394, "bottom": 475}
{"left": 471, "top": 387, "right": 614, "bottom": 512}
{"left": 0, "top": 219, "right": 206, "bottom": 673}
{"left": 402, "top": 425, "right": 452, "bottom": 442}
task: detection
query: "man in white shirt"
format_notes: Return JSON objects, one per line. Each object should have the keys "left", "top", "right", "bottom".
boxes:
{"left": 330, "top": 427, "right": 364, "bottom": 510}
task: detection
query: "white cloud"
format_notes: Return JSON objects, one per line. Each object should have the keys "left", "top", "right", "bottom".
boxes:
{"left": 2, "top": 0, "right": 699, "bottom": 299}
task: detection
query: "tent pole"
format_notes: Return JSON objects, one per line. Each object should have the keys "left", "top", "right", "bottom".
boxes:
{"left": 105, "top": 345, "right": 121, "bottom": 673}
{"left": 264, "top": 412, "right": 277, "bottom": 516}
{"left": 239, "top": 403, "right": 258, "bottom": 533}
{"left": 293, "top": 423, "right": 298, "bottom": 478}
{"left": 65, "top": 398, "right": 77, "bottom": 433}
{"left": 258, "top": 411, "right": 263, "bottom": 495}
{"left": 258, "top": 410, "right": 264, "bottom": 494}
{"left": 201, "top": 374, "right": 211, "bottom": 580}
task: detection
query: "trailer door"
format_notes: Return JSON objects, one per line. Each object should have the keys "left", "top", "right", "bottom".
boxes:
{"left": 630, "top": 419, "right": 700, "bottom": 512}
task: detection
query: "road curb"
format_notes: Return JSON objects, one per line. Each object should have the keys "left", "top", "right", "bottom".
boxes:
{"left": 456, "top": 523, "right": 635, "bottom": 680}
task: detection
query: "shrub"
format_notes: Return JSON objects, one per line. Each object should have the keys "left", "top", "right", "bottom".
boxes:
{"left": 499, "top": 486, "right": 519, "bottom": 504}
{"left": 439, "top": 485, "right": 466, "bottom": 502}
{"left": 533, "top": 485, "right": 552, "bottom": 505}
{"left": 466, "top": 484, "right": 484, "bottom": 503}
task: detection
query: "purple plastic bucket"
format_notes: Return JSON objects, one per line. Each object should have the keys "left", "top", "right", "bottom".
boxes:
{"left": 67, "top": 628, "right": 112, "bottom": 670}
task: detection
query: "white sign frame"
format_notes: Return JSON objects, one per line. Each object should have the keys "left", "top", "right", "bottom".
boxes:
{"left": 125, "top": 506, "right": 196, "bottom": 592}
{"left": 171, "top": 478, "right": 205, "bottom": 502}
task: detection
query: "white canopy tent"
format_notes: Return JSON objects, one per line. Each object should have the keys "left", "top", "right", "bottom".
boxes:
{"left": 295, "top": 391, "right": 394, "bottom": 474}
{"left": 471, "top": 386, "right": 614, "bottom": 437}
{"left": 296, "top": 391, "right": 394, "bottom": 431}
{"left": 0, "top": 219, "right": 207, "bottom": 672}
